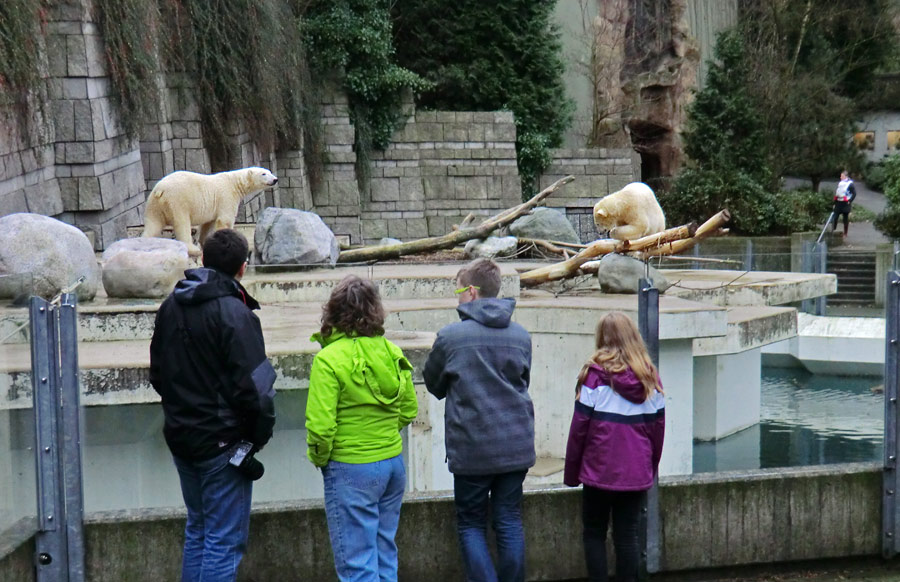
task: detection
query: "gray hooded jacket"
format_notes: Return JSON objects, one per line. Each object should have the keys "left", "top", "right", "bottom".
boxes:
{"left": 423, "top": 297, "right": 535, "bottom": 475}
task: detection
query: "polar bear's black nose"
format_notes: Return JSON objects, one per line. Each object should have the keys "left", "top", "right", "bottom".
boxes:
{"left": 272, "top": 177, "right": 278, "bottom": 185}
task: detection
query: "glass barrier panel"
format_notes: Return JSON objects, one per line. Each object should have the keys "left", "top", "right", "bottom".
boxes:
{"left": 0, "top": 274, "right": 37, "bottom": 560}
{"left": 79, "top": 250, "right": 888, "bottom": 509}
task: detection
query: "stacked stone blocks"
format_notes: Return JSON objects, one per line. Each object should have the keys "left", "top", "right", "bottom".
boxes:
{"left": 540, "top": 147, "right": 640, "bottom": 243}
{"left": 362, "top": 111, "right": 521, "bottom": 244}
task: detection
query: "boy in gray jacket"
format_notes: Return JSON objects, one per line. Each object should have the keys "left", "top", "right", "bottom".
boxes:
{"left": 423, "top": 258, "right": 535, "bottom": 582}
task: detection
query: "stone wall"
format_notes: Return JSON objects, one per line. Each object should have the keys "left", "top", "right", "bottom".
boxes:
{"left": 0, "top": 7, "right": 636, "bottom": 250}
{"left": 540, "top": 147, "right": 639, "bottom": 242}
{"left": 0, "top": 463, "right": 881, "bottom": 581}
{"left": 362, "top": 111, "right": 521, "bottom": 244}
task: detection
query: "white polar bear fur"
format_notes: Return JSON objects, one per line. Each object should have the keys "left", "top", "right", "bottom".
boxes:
{"left": 142, "top": 167, "right": 278, "bottom": 256}
{"left": 593, "top": 182, "right": 666, "bottom": 241}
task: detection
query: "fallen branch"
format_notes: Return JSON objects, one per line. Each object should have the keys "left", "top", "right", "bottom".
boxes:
{"left": 519, "top": 222, "right": 699, "bottom": 287}
{"left": 338, "top": 175, "right": 576, "bottom": 263}
{"left": 636, "top": 211, "right": 731, "bottom": 259}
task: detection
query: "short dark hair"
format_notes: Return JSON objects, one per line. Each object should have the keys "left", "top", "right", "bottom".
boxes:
{"left": 320, "top": 275, "right": 385, "bottom": 339}
{"left": 202, "top": 229, "right": 249, "bottom": 277}
{"left": 457, "top": 258, "right": 501, "bottom": 298}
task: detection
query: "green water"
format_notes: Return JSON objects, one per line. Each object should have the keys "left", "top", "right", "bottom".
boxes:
{"left": 693, "top": 368, "right": 884, "bottom": 473}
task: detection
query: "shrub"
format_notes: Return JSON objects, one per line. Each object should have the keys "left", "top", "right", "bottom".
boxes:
{"left": 875, "top": 207, "right": 900, "bottom": 239}
{"left": 865, "top": 159, "right": 888, "bottom": 192}
{"left": 392, "top": 0, "right": 573, "bottom": 197}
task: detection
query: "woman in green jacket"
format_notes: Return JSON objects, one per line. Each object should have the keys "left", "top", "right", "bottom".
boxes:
{"left": 306, "top": 275, "right": 418, "bottom": 582}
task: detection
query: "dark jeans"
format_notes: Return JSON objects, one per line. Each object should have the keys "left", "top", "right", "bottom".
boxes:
{"left": 833, "top": 203, "right": 851, "bottom": 234}
{"left": 582, "top": 486, "right": 644, "bottom": 582}
{"left": 453, "top": 470, "right": 528, "bottom": 582}
{"left": 173, "top": 450, "right": 253, "bottom": 582}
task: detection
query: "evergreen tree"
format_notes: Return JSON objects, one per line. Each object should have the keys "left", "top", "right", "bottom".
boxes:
{"left": 663, "top": 31, "right": 776, "bottom": 234}
{"left": 392, "top": 0, "right": 573, "bottom": 195}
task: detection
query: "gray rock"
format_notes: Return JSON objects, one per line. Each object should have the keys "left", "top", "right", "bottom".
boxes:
{"left": 0, "top": 213, "right": 101, "bottom": 301}
{"left": 508, "top": 207, "right": 580, "bottom": 244}
{"left": 254, "top": 208, "right": 339, "bottom": 266}
{"left": 596, "top": 253, "right": 669, "bottom": 294}
{"left": 101, "top": 238, "right": 190, "bottom": 299}
{"left": 464, "top": 236, "right": 519, "bottom": 259}
{"left": 379, "top": 238, "right": 403, "bottom": 246}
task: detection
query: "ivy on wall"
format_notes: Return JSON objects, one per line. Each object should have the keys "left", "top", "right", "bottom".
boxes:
{"left": 0, "top": 0, "right": 48, "bottom": 115}
{"left": 94, "top": 0, "right": 161, "bottom": 139}
{"left": 392, "top": 0, "right": 573, "bottom": 196}
{"left": 302, "top": 0, "right": 430, "bottom": 185}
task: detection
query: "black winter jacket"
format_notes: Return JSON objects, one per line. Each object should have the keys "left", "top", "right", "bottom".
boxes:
{"left": 423, "top": 297, "right": 535, "bottom": 475}
{"left": 149, "top": 267, "right": 276, "bottom": 461}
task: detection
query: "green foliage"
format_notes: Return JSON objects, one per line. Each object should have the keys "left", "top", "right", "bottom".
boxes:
{"left": 666, "top": 31, "right": 779, "bottom": 235}
{"left": 170, "top": 0, "right": 306, "bottom": 164}
{"left": 94, "top": 0, "right": 161, "bottom": 138}
{"left": 681, "top": 31, "right": 769, "bottom": 181}
{"left": 871, "top": 155, "right": 900, "bottom": 238}
{"left": 392, "top": 0, "right": 573, "bottom": 197}
{"left": 0, "top": 0, "right": 47, "bottom": 112}
{"left": 303, "top": 0, "right": 430, "bottom": 157}
{"left": 865, "top": 159, "right": 888, "bottom": 192}
{"left": 880, "top": 154, "right": 900, "bottom": 207}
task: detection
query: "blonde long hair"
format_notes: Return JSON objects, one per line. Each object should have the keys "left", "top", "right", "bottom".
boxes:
{"left": 575, "top": 312, "right": 662, "bottom": 400}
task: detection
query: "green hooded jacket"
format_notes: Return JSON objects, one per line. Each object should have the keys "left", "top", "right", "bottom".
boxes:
{"left": 306, "top": 331, "right": 418, "bottom": 467}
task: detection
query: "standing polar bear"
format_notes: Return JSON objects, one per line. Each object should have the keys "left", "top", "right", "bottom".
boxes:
{"left": 142, "top": 167, "right": 278, "bottom": 256}
{"left": 593, "top": 182, "right": 666, "bottom": 241}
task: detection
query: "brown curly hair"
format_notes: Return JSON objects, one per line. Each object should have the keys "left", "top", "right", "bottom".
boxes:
{"left": 319, "top": 275, "right": 386, "bottom": 339}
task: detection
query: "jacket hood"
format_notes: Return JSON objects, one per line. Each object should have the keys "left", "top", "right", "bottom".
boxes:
{"left": 311, "top": 331, "right": 412, "bottom": 404}
{"left": 457, "top": 297, "right": 516, "bottom": 328}
{"left": 587, "top": 363, "right": 648, "bottom": 404}
{"left": 174, "top": 267, "right": 260, "bottom": 310}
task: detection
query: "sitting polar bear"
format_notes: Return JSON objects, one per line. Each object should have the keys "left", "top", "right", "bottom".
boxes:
{"left": 142, "top": 167, "right": 278, "bottom": 256}
{"left": 593, "top": 182, "right": 666, "bottom": 241}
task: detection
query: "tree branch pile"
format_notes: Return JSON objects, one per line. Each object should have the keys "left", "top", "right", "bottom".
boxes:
{"left": 337, "top": 175, "right": 575, "bottom": 263}
{"left": 518, "top": 209, "right": 731, "bottom": 287}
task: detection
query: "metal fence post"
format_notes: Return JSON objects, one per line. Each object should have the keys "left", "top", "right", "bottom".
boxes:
{"left": 814, "top": 242, "right": 827, "bottom": 316}
{"left": 29, "top": 294, "right": 84, "bottom": 582}
{"left": 638, "top": 278, "right": 660, "bottom": 577}
{"left": 30, "top": 297, "right": 68, "bottom": 580}
{"left": 744, "top": 239, "right": 754, "bottom": 271}
{"left": 58, "top": 293, "right": 85, "bottom": 581}
{"left": 801, "top": 242, "right": 813, "bottom": 314}
{"left": 884, "top": 271, "right": 900, "bottom": 558}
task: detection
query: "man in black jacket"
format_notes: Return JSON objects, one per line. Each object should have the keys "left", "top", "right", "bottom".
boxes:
{"left": 149, "top": 228, "right": 276, "bottom": 582}
{"left": 423, "top": 258, "right": 535, "bottom": 582}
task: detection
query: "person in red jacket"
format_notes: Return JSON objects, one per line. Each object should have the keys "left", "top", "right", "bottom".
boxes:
{"left": 564, "top": 312, "right": 665, "bottom": 582}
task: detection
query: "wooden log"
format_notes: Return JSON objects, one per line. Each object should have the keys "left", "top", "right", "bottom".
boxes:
{"left": 519, "top": 222, "right": 699, "bottom": 287}
{"left": 637, "top": 210, "right": 731, "bottom": 259}
{"left": 337, "top": 175, "right": 575, "bottom": 263}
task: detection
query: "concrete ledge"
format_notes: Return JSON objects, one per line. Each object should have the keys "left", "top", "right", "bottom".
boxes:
{"left": 1, "top": 464, "right": 880, "bottom": 581}
{"left": 762, "top": 313, "right": 885, "bottom": 376}
{"left": 662, "top": 269, "right": 837, "bottom": 307}
{"left": 694, "top": 306, "right": 796, "bottom": 356}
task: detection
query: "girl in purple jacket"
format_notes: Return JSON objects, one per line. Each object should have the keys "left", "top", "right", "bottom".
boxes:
{"left": 564, "top": 312, "right": 665, "bottom": 582}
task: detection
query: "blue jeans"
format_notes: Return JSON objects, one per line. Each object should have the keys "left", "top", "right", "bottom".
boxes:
{"left": 173, "top": 450, "right": 252, "bottom": 582}
{"left": 453, "top": 471, "right": 527, "bottom": 582}
{"left": 322, "top": 455, "right": 407, "bottom": 582}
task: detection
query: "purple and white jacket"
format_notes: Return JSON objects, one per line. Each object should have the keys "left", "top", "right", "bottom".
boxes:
{"left": 564, "top": 363, "right": 665, "bottom": 491}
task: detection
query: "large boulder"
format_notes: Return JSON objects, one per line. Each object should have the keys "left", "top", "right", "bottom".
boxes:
{"left": 0, "top": 213, "right": 101, "bottom": 301}
{"left": 464, "top": 236, "right": 519, "bottom": 259}
{"left": 508, "top": 207, "right": 580, "bottom": 244}
{"left": 254, "top": 208, "right": 339, "bottom": 266}
{"left": 595, "top": 253, "right": 669, "bottom": 294}
{"left": 101, "top": 238, "right": 190, "bottom": 299}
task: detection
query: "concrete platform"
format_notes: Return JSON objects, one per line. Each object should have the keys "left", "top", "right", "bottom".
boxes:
{"left": 763, "top": 313, "right": 885, "bottom": 376}
{"left": 661, "top": 269, "right": 837, "bottom": 306}
{"left": 0, "top": 262, "right": 836, "bottom": 485}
